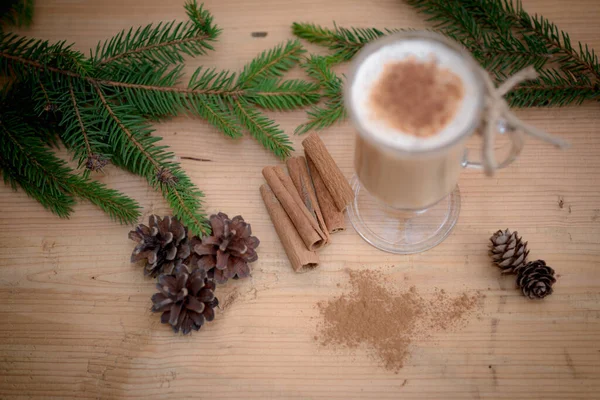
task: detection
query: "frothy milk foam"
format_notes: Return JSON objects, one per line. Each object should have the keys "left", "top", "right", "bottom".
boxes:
{"left": 350, "top": 39, "right": 480, "bottom": 151}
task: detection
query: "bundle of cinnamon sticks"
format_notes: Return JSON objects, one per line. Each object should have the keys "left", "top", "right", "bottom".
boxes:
{"left": 260, "top": 133, "right": 354, "bottom": 273}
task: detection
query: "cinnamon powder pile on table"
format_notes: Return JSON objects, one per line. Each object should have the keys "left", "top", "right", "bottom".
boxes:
{"left": 315, "top": 270, "right": 483, "bottom": 372}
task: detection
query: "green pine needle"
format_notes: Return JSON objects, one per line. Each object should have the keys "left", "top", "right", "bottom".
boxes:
{"left": 93, "top": 0, "right": 220, "bottom": 67}
{"left": 58, "top": 79, "right": 111, "bottom": 169}
{"left": 505, "top": 68, "right": 600, "bottom": 107}
{"left": 294, "top": 96, "right": 346, "bottom": 135}
{"left": 63, "top": 176, "right": 141, "bottom": 224}
{"left": 292, "top": 22, "right": 400, "bottom": 62}
{"left": 246, "top": 78, "right": 321, "bottom": 111}
{"left": 295, "top": 56, "right": 346, "bottom": 134}
{"left": 231, "top": 96, "right": 293, "bottom": 159}
{"left": 0, "top": 112, "right": 140, "bottom": 223}
{"left": 187, "top": 93, "right": 243, "bottom": 138}
{"left": 237, "top": 39, "right": 305, "bottom": 86}
{"left": 0, "top": 160, "right": 75, "bottom": 218}
{"left": 160, "top": 174, "right": 210, "bottom": 236}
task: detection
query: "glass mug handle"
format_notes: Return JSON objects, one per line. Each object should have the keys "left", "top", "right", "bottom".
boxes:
{"left": 462, "top": 119, "right": 525, "bottom": 170}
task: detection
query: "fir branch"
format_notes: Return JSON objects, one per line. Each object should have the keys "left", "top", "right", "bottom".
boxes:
{"left": 295, "top": 55, "right": 346, "bottom": 134}
{"left": 0, "top": 36, "right": 307, "bottom": 156}
{"left": 516, "top": 13, "right": 600, "bottom": 80}
{"left": 186, "top": 94, "right": 243, "bottom": 138}
{"left": 466, "top": 0, "right": 600, "bottom": 80}
{"left": 303, "top": 54, "right": 339, "bottom": 84}
{"left": 161, "top": 173, "right": 210, "bottom": 236}
{"left": 188, "top": 66, "right": 237, "bottom": 92}
{"left": 505, "top": 68, "right": 600, "bottom": 107}
{"left": 0, "top": 115, "right": 70, "bottom": 197}
{"left": 0, "top": 126, "right": 75, "bottom": 219}
{"left": 110, "top": 154, "right": 210, "bottom": 236}
{"left": 99, "top": 62, "right": 188, "bottom": 118}
{"left": 94, "top": 84, "right": 208, "bottom": 235}
{"left": 0, "top": 113, "right": 139, "bottom": 222}
{"left": 0, "top": 33, "right": 91, "bottom": 78}
{"left": 237, "top": 39, "right": 305, "bottom": 86}
{"left": 292, "top": 22, "right": 400, "bottom": 62}
{"left": 405, "top": 0, "right": 485, "bottom": 47}
{"left": 93, "top": 0, "right": 220, "bottom": 66}
{"left": 245, "top": 78, "right": 320, "bottom": 111}
{"left": 69, "top": 82, "right": 91, "bottom": 154}
{"left": 0, "top": 158, "right": 74, "bottom": 218}
{"left": 0, "top": 2, "right": 319, "bottom": 229}
{"left": 454, "top": 0, "right": 597, "bottom": 78}
{"left": 93, "top": 84, "right": 166, "bottom": 173}
{"left": 64, "top": 176, "right": 141, "bottom": 224}
{"left": 292, "top": 19, "right": 550, "bottom": 76}
{"left": 231, "top": 96, "right": 293, "bottom": 159}
{"left": 295, "top": 96, "right": 346, "bottom": 135}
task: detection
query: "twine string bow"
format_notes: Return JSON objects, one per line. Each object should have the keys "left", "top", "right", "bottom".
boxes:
{"left": 480, "top": 66, "right": 570, "bottom": 176}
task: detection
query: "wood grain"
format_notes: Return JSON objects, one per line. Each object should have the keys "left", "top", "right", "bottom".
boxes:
{"left": 1, "top": 0, "right": 599, "bottom": 399}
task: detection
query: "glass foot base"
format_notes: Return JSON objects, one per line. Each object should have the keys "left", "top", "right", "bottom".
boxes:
{"left": 347, "top": 176, "right": 461, "bottom": 254}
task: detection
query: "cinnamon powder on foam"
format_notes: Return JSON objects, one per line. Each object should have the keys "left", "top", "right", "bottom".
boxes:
{"left": 315, "top": 270, "right": 483, "bottom": 373}
{"left": 369, "top": 57, "right": 465, "bottom": 138}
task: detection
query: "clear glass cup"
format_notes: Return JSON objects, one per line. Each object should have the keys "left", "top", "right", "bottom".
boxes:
{"left": 345, "top": 31, "right": 523, "bottom": 254}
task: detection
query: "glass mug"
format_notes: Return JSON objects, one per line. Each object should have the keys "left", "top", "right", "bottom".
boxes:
{"left": 345, "top": 31, "right": 524, "bottom": 254}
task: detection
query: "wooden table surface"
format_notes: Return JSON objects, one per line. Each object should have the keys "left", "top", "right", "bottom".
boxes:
{"left": 1, "top": 0, "right": 600, "bottom": 399}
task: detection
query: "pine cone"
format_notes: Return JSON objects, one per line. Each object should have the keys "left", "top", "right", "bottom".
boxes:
{"left": 129, "top": 215, "right": 191, "bottom": 277}
{"left": 189, "top": 213, "right": 259, "bottom": 284}
{"left": 516, "top": 260, "right": 556, "bottom": 299}
{"left": 489, "top": 229, "right": 529, "bottom": 274}
{"left": 151, "top": 263, "right": 218, "bottom": 334}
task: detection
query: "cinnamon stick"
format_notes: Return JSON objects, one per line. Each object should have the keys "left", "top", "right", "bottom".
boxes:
{"left": 306, "top": 154, "right": 346, "bottom": 233}
{"left": 262, "top": 165, "right": 327, "bottom": 251}
{"left": 302, "top": 133, "right": 354, "bottom": 211}
{"left": 286, "top": 156, "right": 330, "bottom": 243}
{"left": 260, "top": 184, "right": 319, "bottom": 273}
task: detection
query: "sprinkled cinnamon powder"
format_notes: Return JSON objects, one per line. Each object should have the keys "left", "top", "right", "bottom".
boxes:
{"left": 315, "top": 270, "right": 483, "bottom": 373}
{"left": 369, "top": 57, "right": 464, "bottom": 137}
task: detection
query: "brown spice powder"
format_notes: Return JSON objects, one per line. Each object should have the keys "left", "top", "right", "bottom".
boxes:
{"left": 369, "top": 57, "right": 464, "bottom": 138}
{"left": 315, "top": 270, "right": 483, "bottom": 373}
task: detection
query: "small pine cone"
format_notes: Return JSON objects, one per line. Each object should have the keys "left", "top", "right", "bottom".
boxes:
{"left": 43, "top": 103, "right": 58, "bottom": 113}
{"left": 156, "top": 167, "right": 179, "bottom": 186}
{"left": 129, "top": 215, "right": 191, "bottom": 277}
{"left": 516, "top": 260, "right": 556, "bottom": 299}
{"left": 489, "top": 229, "right": 529, "bottom": 274}
{"left": 190, "top": 213, "right": 259, "bottom": 284}
{"left": 86, "top": 154, "right": 109, "bottom": 172}
{"left": 151, "top": 264, "right": 218, "bottom": 334}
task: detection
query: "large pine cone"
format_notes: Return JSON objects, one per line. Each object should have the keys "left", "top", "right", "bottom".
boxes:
{"left": 129, "top": 215, "right": 191, "bottom": 277}
{"left": 516, "top": 260, "right": 556, "bottom": 299}
{"left": 151, "top": 264, "right": 218, "bottom": 334}
{"left": 189, "top": 213, "right": 259, "bottom": 284}
{"left": 489, "top": 229, "right": 529, "bottom": 274}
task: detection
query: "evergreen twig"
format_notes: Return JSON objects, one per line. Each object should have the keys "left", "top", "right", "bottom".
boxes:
{"left": 0, "top": 112, "right": 140, "bottom": 223}
{"left": 468, "top": 0, "right": 600, "bottom": 80}
{"left": 295, "top": 55, "right": 346, "bottom": 134}
{"left": 292, "top": 22, "right": 401, "bottom": 62}
{"left": 0, "top": 1, "right": 320, "bottom": 235}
